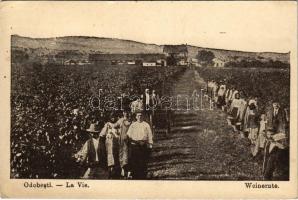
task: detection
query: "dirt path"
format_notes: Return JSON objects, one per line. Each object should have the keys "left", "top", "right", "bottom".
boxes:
{"left": 148, "top": 69, "right": 263, "bottom": 180}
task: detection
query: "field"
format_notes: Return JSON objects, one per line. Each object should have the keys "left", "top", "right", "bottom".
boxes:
{"left": 11, "top": 62, "right": 185, "bottom": 178}
{"left": 11, "top": 61, "right": 289, "bottom": 180}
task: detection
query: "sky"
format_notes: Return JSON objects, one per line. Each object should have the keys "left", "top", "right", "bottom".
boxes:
{"left": 1, "top": 1, "right": 297, "bottom": 53}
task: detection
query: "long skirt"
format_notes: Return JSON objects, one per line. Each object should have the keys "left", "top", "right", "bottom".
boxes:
{"left": 248, "top": 128, "right": 258, "bottom": 144}
{"left": 105, "top": 135, "right": 120, "bottom": 167}
{"left": 129, "top": 143, "right": 150, "bottom": 180}
{"left": 119, "top": 139, "right": 129, "bottom": 168}
{"left": 251, "top": 132, "right": 266, "bottom": 157}
{"left": 106, "top": 135, "right": 121, "bottom": 179}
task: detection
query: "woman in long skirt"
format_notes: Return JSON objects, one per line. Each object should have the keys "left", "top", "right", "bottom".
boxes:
{"left": 245, "top": 102, "right": 259, "bottom": 144}
{"left": 117, "top": 111, "right": 132, "bottom": 178}
{"left": 100, "top": 113, "right": 121, "bottom": 179}
{"left": 229, "top": 92, "right": 241, "bottom": 126}
{"left": 217, "top": 84, "right": 226, "bottom": 109}
{"left": 251, "top": 114, "right": 267, "bottom": 157}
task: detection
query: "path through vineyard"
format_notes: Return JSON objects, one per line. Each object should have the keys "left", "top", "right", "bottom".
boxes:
{"left": 148, "top": 69, "right": 264, "bottom": 180}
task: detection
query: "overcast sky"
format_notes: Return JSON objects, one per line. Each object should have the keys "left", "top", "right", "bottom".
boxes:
{"left": 2, "top": 1, "right": 297, "bottom": 53}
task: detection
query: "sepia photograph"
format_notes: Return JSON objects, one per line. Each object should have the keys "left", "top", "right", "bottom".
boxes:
{"left": 10, "top": 34, "right": 290, "bottom": 181}
{"left": 0, "top": 1, "right": 297, "bottom": 198}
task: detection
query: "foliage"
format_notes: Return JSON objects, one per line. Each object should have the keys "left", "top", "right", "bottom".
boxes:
{"left": 166, "top": 54, "right": 177, "bottom": 66}
{"left": 11, "top": 62, "right": 185, "bottom": 178}
{"left": 197, "top": 50, "right": 215, "bottom": 66}
{"left": 225, "top": 59, "right": 289, "bottom": 69}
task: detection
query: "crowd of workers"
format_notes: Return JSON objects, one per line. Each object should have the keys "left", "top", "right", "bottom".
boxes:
{"left": 207, "top": 80, "right": 289, "bottom": 180}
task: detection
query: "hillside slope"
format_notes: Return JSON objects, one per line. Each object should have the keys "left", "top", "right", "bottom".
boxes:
{"left": 187, "top": 46, "right": 290, "bottom": 63}
{"left": 11, "top": 35, "right": 163, "bottom": 54}
{"left": 12, "top": 35, "right": 290, "bottom": 63}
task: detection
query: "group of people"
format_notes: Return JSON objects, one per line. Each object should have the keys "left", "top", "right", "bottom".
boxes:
{"left": 207, "top": 80, "right": 289, "bottom": 180}
{"left": 74, "top": 88, "right": 160, "bottom": 180}
{"left": 74, "top": 110, "right": 153, "bottom": 179}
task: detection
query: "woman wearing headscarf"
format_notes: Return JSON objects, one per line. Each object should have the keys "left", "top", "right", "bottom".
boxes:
{"left": 228, "top": 92, "right": 241, "bottom": 131}
{"left": 116, "top": 110, "right": 132, "bottom": 178}
{"left": 217, "top": 84, "right": 226, "bottom": 109}
{"left": 237, "top": 93, "right": 248, "bottom": 131}
{"left": 100, "top": 112, "right": 121, "bottom": 179}
{"left": 251, "top": 113, "right": 267, "bottom": 157}
{"left": 243, "top": 99, "right": 257, "bottom": 132}
{"left": 244, "top": 100, "right": 259, "bottom": 144}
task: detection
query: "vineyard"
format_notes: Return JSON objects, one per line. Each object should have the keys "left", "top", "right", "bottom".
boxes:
{"left": 11, "top": 61, "right": 290, "bottom": 180}
{"left": 11, "top": 62, "right": 185, "bottom": 178}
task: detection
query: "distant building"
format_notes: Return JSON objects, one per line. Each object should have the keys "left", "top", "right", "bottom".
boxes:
{"left": 89, "top": 53, "right": 166, "bottom": 66}
{"left": 163, "top": 45, "right": 188, "bottom": 66}
{"left": 213, "top": 57, "right": 225, "bottom": 67}
{"left": 142, "top": 62, "right": 157, "bottom": 67}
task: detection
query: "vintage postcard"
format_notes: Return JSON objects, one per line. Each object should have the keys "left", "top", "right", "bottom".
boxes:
{"left": 0, "top": 1, "right": 297, "bottom": 198}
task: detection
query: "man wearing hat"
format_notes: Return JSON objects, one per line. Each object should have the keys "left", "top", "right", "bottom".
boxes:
{"left": 126, "top": 110, "right": 153, "bottom": 179}
{"left": 74, "top": 123, "right": 108, "bottom": 179}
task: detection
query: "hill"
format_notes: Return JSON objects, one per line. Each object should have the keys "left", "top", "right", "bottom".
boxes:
{"left": 11, "top": 35, "right": 163, "bottom": 54}
{"left": 187, "top": 46, "right": 290, "bottom": 63}
{"left": 11, "top": 35, "right": 290, "bottom": 63}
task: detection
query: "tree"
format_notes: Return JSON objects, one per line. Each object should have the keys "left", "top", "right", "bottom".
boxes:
{"left": 166, "top": 54, "right": 177, "bottom": 66}
{"left": 197, "top": 50, "right": 215, "bottom": 66}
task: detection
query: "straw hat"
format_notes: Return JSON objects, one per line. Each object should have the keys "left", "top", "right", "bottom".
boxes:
{"left": 86, "top": 123, "right": 100, "bottom": 133}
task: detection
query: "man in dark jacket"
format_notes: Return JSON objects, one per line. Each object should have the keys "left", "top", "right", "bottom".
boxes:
{"left": 263, "top": 101, "right": 289, "bottom": 180}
